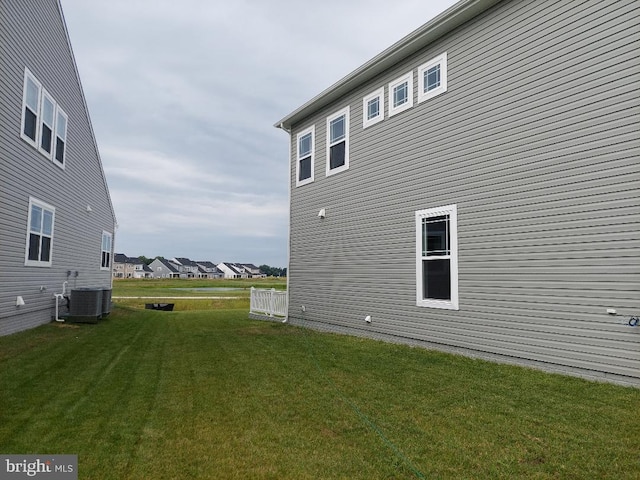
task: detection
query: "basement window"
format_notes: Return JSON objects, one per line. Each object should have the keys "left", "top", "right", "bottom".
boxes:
{"left": 416, "top": 204, "right": 458, "bottom": 309}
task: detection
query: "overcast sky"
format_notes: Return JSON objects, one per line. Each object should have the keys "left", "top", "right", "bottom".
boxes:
{"left": 60, "top": 0, "right": 458, "bottom": 267}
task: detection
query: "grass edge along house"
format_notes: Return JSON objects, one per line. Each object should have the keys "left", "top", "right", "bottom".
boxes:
{"left": 0, "top": 0, "right": 116, "bottom": 335}
{"left": 273, "top": 0, "right": 640, "bottom": 386}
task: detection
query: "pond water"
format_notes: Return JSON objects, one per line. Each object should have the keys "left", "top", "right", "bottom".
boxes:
{"left": 171, "top": 287, "right": 246, "bottom": 292}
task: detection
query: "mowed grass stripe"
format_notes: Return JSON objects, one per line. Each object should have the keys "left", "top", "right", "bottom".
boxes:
{"left": 1, "top": 305, "right": 639, "bottom": 479}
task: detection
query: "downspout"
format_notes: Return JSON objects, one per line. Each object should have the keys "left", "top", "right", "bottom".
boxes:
{"left": 277, "top": 122, "right": 292, "bottom": 323}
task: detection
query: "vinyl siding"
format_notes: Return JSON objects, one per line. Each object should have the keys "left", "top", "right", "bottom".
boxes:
{"left": 286, "top": 0, "right": 640, "bottom": 385}
{"left": 0, "top": 0, "right": 115, "bottom": 335}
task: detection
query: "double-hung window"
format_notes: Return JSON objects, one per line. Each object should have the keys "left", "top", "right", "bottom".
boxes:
{"left": 416, "top": 204, "right": 458, "bottom": 309}
{"left": 101, "top": 232, "right": 112, "bottom": 269}
{"left": 39, "top": 90, "right": 55, "bottom": 158}
{"left": 418, "top": 53, "right": 447, "bottom": 103}
{"left": 362, "top": 87, "right": 384, "bottom": 128}
{"left": 25, "top": 198, "right": 55, "bottom": 267}
{"left": 21, "top": 70, "right": 41, "bottom": 147}
{"left": 296, "top": 126, "right": 314, "bottom": 186}
{"left": 54, "top": 108, "right": 68, "bottom": 167}
{"left": 388, "top": 72, "right": 413, "bottom": 117}
{"left": 20, "top": 68, "right": 68, "bottom": 169}
{"left": 326, "top": 106, "right": 349, "bottom": 176}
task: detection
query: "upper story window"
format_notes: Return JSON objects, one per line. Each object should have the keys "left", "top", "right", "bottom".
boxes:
{"left": 54, "top": 108, "right": 68, "bottom": 168}
{"left": 101, "top": 232, "right": 112, "bottom": 270}
{"left": 25, "top": 197, "right": 55, "bottom": 267}
{"left": 39, "top": 91, "right": 55, "bottom": 158}
{"left": 326, "top": 106, "right": 350, "bottom": 176}
{"left": 21, "top": 70, "right": 41, "bottom": 146}
{"left": 362, "top": 87, "right": 384, "bottom": 129}
{"left": 418, "top": 53, "right": 447, "bottom": 103}
{"left": 415, "top": 204, "right": 458, "bottom": 310}
{"left": 296, "top": 125, "right": 315, "bottom": 187}
{"left": 20, "top": 68, "right": 68, "bottom": 169}
{"left": 388, "top": 72, "right": 413, "bottom": 117}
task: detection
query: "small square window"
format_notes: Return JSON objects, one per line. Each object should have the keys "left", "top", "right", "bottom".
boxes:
{"left": 388, "top": 72, "right": 413, "bottom": 117}
{"left": 367, "top": 98, "right": 379, "bottom": 119}
{"left": 326, "top": 107, "right": 349, "bottom": 177}
{"left": 362, "top": 87, "right": 384, "bottom": 128}
{"left": 418, "top": 53, "right": 447, "bottom": 103}
{"left": 393, "top": 82, "right": 408, "bottom": 107}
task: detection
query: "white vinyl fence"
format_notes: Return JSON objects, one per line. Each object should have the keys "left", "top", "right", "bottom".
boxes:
{"left": 250, "top": 287, "right": 287, "bottom": 318}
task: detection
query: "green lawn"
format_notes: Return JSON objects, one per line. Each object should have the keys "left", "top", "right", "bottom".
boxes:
{"left": 111, "top": 277, "right": 286, "bottom": 310}
{"left": 1, "top": 301, "right": 639, "bottom": 479}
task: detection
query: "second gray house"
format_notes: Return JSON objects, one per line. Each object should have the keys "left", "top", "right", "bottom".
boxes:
{"left": 0, "top": 0, "right": 116, "bottom": 335}
{"left": 275, "top": 0, "right": 640, "bottom": 385}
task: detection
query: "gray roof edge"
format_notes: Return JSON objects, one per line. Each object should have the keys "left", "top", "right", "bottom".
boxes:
{"left": 274, "top": 0, "right": 501, "bottom": 130}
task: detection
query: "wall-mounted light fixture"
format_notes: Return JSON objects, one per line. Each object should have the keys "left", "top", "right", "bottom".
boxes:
{"left": 318, "top": 208, "right": 326, "bottom": 219}
{"left": 16, "top": 296, "right": 25, "bottom": 307}
{"left": 86, "top": 205, "right": 92, "bottom": 212}
{"left": 365, "top": 315, "right": 372, "bottom": 323}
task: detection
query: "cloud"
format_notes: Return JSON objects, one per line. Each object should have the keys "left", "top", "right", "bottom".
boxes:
{"left": 61, "top": 0, "right": 458, "bottom": 266}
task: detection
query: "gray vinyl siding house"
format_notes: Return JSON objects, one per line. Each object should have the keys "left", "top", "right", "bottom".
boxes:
{"left": 0, "top": 0, "right": 116, "bottom": 335}
{"left": 276, "top": 0, "right": 640, "bottom": 386}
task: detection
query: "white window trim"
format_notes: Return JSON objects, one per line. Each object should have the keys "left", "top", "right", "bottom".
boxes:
{"left": 418, "top": 52, "right": 448, "bottom": 103}
{"left": 362, "top": 87, "right": 384, "bottom": 129}
{"left": 53, "top": 106, "right": 68, "bottom": 170}
{"left": 296, "top": 125, "right": 315, "bottom": 187}
{"left": 24, "top": 197, "right": 55, "bottom": 267}
{"left": 415, "top": 204, "right": 458, "bottom": 310}
{"left": 388, "top": 72, "right": 413, "bottom": 117}
{"left": 21, "top": 68, "right": 41, "bottom": 148}
{"left": 326, "top": 106, "right": 350, "bottom": 177}
{"left": 101, "top": 231, "right": 112, "bottom": 270}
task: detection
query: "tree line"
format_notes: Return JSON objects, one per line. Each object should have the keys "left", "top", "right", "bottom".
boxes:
{"left": 258, "top": 265, "right": 287, "bottom": 277}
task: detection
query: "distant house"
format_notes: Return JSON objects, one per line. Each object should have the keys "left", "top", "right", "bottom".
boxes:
{"left": 238, "top": 264, "right": 266, "bottom": 278}
{"left": 196, "top": 261, "right": 224, "bottom": 279}
{"left": 149, "top": 258, "right": 180, "bottom": 279}
{"left": 275, "top": 0, "right": 640, "bottom": 385}
{"left": 0, "top": 0, "right": 116, "bottom": 335}
{"left": 217, "top": 262, "right": 249, "bottom": 279}
{"left": 113, "top": 254, "right": 151, "bottom": 279}
{"left": 171, "top": 257, "right": 199, "bottom": 278}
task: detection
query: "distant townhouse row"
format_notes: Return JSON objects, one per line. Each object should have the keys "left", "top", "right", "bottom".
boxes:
{"left": 113, "top": 255, "right": 266, "bottom": 279}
